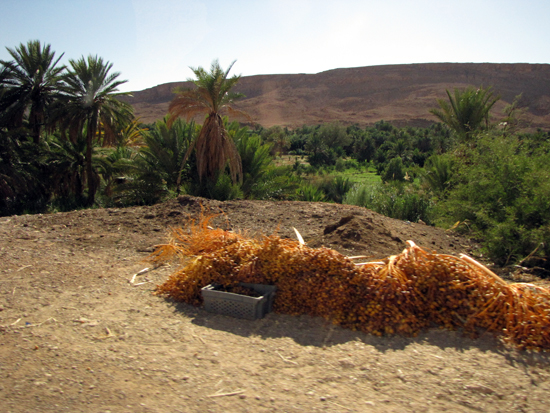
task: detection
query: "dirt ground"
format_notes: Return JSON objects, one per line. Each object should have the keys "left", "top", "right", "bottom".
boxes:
{"left": 1, "top": 195, "right": 549, "bottom": 413}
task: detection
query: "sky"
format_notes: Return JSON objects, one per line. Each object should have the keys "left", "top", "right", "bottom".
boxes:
{"left": 1, "top": 0, "right": 549, "bottom": 92}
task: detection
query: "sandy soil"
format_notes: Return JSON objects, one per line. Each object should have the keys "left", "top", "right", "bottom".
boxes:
{"left": 1, "top": 196, "right": 549, "bottom": 413}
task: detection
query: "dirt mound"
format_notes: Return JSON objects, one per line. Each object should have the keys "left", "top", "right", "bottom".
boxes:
{"left": 1, "top": 197, "right": 549, "bottom": 412}
{"left": 306, "top": 209, "right": 470, "bottom": 259}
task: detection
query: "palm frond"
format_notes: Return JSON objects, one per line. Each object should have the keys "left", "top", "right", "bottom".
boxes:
{"left": 430, "top": 86, "right": 499, "bottom": 140}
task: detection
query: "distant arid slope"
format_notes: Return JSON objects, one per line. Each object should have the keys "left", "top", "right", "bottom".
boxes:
{"left": 123, "top": 63, "right": 550, "bottom": 129}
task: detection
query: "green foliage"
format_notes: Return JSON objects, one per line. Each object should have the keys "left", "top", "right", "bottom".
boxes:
{"left": 232, "top": 123, "right": 274, "bottom": 198}
{"left": 285, "top": 121, "right": 450, "bottom": 177}
{"left": 46, "top": 133, "right": 87, "bottom": 204}
{"left": 296, "top": 183, "right": 326, "bottom": 202}
{"left": 110, "top": 173, "right": 168, "bottom": 206}
{"left": 289, "top": 133, "right": 306, "bottom": 153}
{"left": 0, "top": 129, "right": 51, "bottom": 215}
{"left": 317, "top": 175, "right": 353, "bottom": 203}
{"left": 354, "top": 134, "right": 376, "bottom": 162}
{"left": 318, "top": 122, "right": 351, "bottom": 150}
{"left": 381, "top": 157, "right": 406, "bottom": 182}
{"left": 0, "top": 40, "right": 65, "bottom": 143}
{"left": 95, "top": 145, "right": 136, "bottom": 200}
{"left": 421, "top": 154, "right": 454, "bottom": 195}
{"left": 302, "top": 122, "right": 351, "bottom": 167}
{"left": 334, "top": 158, "right": 346, "bottom": 172}
{"left": 436, "top": 132, "right": 550, "bottom": 267}
{"left": 307, "top": 148, "right": 337, "bottom": 167}
{"left": 107, "top": 118, "right": 195, "bottom": 206}
{"left": 344, "top": 182, "right": 434, "bottom": 224}
{"left": 430, "top": 86, "right": 499, "bottom": 141}
{"left": 60, "top": 54, "right": 133, "bottom": 205}
{"left": 206, "top": 174, "right": 244, "bottom": 201}
{"left": 292, "top": 157, "right": 306, "bottom": 175}
{"left": 140, "top": 118, "right": 195, "bottom": 191}
{"left": 249, "top": 166, "right": 303, "bottom": 200}
{"left": 344, "top": 159, "right": 361, "bottom": 170}
{"left": 374, "top": 120, "right": 394, "bottom": 132}
{"left": 183, "top": 171, "right": 242, "bottom": 201}
{"left": 500, "top": 94, "right": 529, "bottom": 135}
{"left": 261, "top": 125, "right": 289, "bottom": 155}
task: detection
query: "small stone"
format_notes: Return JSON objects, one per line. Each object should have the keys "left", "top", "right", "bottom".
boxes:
{"left": 320, "top": 397, "right": 327, "bottom": 401}
{"left": 464, "top": 384, "right": 495, "bottom": 395}
{"left": 338, "top": 358, "right": 355, "bottom": 368}
{"left": 239, "top": 394, "right": 246, "bottom": 399}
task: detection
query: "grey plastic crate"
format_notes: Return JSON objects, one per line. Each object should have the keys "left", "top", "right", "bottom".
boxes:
{"left": 201, "top": 283, "right": 277, "bottom": 320}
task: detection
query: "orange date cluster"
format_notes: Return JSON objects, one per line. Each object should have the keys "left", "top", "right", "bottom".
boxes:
{"left": 149, "top": 214, "right": 550, "bottom": 351}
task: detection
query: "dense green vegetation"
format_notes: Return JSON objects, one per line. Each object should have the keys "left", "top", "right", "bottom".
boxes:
{"left": 2, "top": 41, "right": 549, "bottom": 272}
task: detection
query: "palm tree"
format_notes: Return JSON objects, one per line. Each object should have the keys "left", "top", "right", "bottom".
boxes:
{"left": 0, "top": 128, "right": 51, "bottom": 215}
{"left": 168, "top": 59, "right": 247, "bottom": 185}
{"left": 47, "top": 133, "right": 87, "bottom": 203}
{"left": 388, "top": 139, "right": 412, "bottom": 162}
{"left": 139, "top": 117, "right": 196, "bottom": 192}
{"left": 430, "top": 86, "right": 499, "bottom": 141}
{"left": 230, "top": 121, "right": 273, "bottom": 197}
{"left": 119, "top": 118, "right": 147, "bottom": 147}
{"left": 422, "top": 155, "right": 453, "bottom": 195}
{"left": 0, "top": 40, "right": 65, "bottom": 143}
{"left": 60, "top": 55, "right": 133, "bottom": 205}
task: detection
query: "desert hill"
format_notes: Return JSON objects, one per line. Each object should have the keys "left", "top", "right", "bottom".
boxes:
{"left": 124, "top": 63, "right": 550, "bottom": 129}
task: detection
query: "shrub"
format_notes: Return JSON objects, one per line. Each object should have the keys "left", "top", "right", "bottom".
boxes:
{"left": 436, "top": 132, "right": 550, "bottom": 269}
{"left": 344, "top": 182, "right": 434, "bottom": 223}
{"left": 318, "top": 175, "right": 353, "bottom": 203}
{"left": 345, "top": 159, "right": 361, "bottom": 170}
{"left": 307, "top": 148, "right": 337, "bottom": 167}
{"left": 247, "top": 166, "right": 302, "bottom": 200}
{"left": 207, "top": 174, "right": 244, "bottom": 201}
{"left": 381, "top": 157, "right": 406, "bottom": 182}
{"left": 421, "top": 154, "right": 454, "bottom": 195}
{"left": 296, "top": 184, "right": 326, "bottom": 202}
{"left": 334, "top": 157, "right": 346, "bottom": 172}
{"left": 184, "top": 173, "right": 243, "bottom": 201}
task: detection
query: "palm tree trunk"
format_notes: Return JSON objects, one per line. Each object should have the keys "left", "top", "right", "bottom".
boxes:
{"left": 86, "top": 119, "right": 97, "bottom": 206}
{"left": 29, "top": 103, "right": 43, "bottom": 145}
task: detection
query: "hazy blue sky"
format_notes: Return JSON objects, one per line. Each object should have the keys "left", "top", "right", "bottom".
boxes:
{"left": 1, "top": 0, "right": 548, "bottom": 92}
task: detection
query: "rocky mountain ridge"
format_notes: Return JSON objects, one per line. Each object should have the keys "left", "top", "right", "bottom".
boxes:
{"left": 123, "top": 63, "right": 550, "bottom": 129}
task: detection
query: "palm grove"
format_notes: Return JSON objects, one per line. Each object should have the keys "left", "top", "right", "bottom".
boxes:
{"left": 1, "top": 40, "right": 550, "bottom": 272}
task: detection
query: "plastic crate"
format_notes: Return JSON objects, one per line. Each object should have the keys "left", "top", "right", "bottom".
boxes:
{"left": 201, "top": 283, "right": 277, "bottom": 320}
